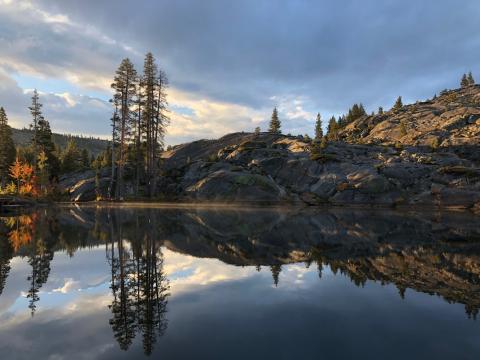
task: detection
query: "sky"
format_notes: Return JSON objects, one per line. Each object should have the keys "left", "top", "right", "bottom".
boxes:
{"left": 0, "top": 0, "right": 479, "bottom": 145}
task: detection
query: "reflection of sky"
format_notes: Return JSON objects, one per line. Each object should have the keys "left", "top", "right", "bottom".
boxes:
{"left": 0, "top": 246, "right": 479, "bottom": 360}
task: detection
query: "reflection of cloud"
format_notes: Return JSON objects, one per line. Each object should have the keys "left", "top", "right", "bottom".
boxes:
{"left": 52, "top": 278, "right": 80, "bottom": 294}
{"left": 163, "top": 248, "right": 257, "bottom": 292}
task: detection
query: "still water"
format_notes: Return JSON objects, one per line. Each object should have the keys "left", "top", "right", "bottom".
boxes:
{"left": 0, "top": 205, "right": 479, "bottom": 359}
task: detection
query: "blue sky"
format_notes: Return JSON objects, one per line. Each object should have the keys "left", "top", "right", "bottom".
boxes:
{"left": 0, "top": 0, "right": 479, "bottom": 144}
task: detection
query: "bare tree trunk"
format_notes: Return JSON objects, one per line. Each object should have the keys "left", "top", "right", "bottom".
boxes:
{"left": 135, "top": 102, "right": 141, "bottom": 197}
{"left": 110, "top": 107, "right": 117, "bottom": 200}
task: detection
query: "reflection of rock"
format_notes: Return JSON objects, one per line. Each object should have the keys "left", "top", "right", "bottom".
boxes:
{"left": 3, "top": 206, "right": 480, "bottom": 318}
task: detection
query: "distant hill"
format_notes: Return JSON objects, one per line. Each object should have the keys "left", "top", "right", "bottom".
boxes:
{"left": 11, "top": 127, "right": 110, "bottom": 156}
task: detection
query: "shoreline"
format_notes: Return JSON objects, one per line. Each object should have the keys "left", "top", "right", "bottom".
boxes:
{"left": 53, "top": 199, "right": 480, "bottom": 214}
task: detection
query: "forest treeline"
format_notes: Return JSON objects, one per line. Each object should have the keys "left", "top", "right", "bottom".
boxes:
{"left": 0, "top": 51, "right": 170, "bottom": 200}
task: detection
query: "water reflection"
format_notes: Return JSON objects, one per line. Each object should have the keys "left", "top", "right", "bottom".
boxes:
{"left": 106, "top": 210, "right": 169, "bottom": 354}
{"left": 0, "top": 205, "right": 479, "bottom": 358}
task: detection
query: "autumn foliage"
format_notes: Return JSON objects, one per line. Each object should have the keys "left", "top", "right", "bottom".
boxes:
{"left": 4, "top": 214, "right": 36, "bottom": 252}
{"left": 8, "top": 158, "right": 38, "bottom": 196}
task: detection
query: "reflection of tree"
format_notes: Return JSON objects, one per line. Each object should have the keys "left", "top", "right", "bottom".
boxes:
{"left": 27, "top": 238, "right": 53, "bottom": 316}
{"left": 1, "top": 213, "right": 54, "bottom": 316}
{"left": 107, "top": 210, "right": 170, "bottom": 355}
{"left": 108, "top": 212, "right": 136, "bottom": 350}
{"left": 26, "top": 213, "right": 55, "bottom": 317}
{"left": 270, "top": 264, "right": 282, "bottom": 287}
{"left": 0, "top": 232, "right": 13, "bottom": 297}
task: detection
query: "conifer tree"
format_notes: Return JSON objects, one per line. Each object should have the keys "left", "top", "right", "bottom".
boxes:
{"left": 111, "top": 58, "right": 137, "bottom": 199}
{"left": 467, "top": 71, "right": 475, "bottom": 85}
{"left": 141, "top": 53, "right": 170, "bottom": 197}
{"left": 461, "top": 73, "right": 469, "bottom": 88}
{"left": 36, "top": 117, "right": 60, "bottom": 178}
{"left": 378, "top": 106, "right": 384, "bottom": 115}
{"left": 327, "top": 116, "right": 338, "bottom": 140}
{"left": 28, "top": 89, "right": 42, "bottom": 168}
{"left": 268, "top": 107, "right": 281, "bottom": 134}
{"left": 61, "top": 139, "right": 82, "bottom": 173}
{"left": 0, "top": 107, "right": 16, "bottom": 187}
{"left": 343, "top": 103, "right": 367, "bottom": 125}
{"left": 314, "top": 113, "right": 323, "bottom": 140}
{"left": 392, "top": 96, "right": 403, "bottom": 112}
{"left": 254, "top": 126, "right": 261, "bottom": 135}
{"left": 81, "top": 148, "right": 90, "bottom": 169}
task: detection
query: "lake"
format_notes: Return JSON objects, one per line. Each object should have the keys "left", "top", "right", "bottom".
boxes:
{"left": 0, "top": 205, "right": 479, "bottom": 359}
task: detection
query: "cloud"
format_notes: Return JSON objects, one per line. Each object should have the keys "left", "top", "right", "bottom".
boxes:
{"left": 1, "top": 0, "right": 480, "bottom": 143}
{"left": 0, "top": 70, "right": 111, "bottom": 137}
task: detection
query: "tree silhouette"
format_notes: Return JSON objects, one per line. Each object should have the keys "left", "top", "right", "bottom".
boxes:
{"left": 0, "top": 107, "right": 16, "bottom": 187}
{"left": 27, "top": 236, "right": 54, "bottom": 316}
{"left": 467, "top": 71, "right": 475, "bottom": 86}
{"left": 461, "top": 73, "right": 469, "bottom": 88}
{"left": 392, "top": 96, "right": 403, "bottom": 112}
{"left": 270, "top": 264, "right": 282, "bottom": 287}
{"left": 107, "top": 210, "right": 170, "bottom": 355}
{"left": 268, "top": 107, "right": 281, "bottom": 134}
{"left": 314, "top": 113, "right": 323, "bottom": 140}
{"left": 0, "top": 232, "right": 13, "bottom": 297}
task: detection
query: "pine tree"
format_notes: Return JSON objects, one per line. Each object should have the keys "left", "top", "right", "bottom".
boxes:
{"left": 254, "top": 126, "right": 260, "bottom": 135}
{"left": 141, "top": 53, "right": 170, "bottom": 197}
{"left": 392, "top": 96, "right": 403, "bottom": 112}
{"left": 28, "top": 89, "right": 43, "bottom": 168}
{"left": 36, "top": 118, "right": 60, "bottom": 178}
{"left": 378, "top": 107, "right": 384, "bottom": 115}
{"left": 61, "top": 139, "right": 82, "bottom": 173}
{"left": 343, "top": 103, "right": 367, "bottom": 125}
{"left": 81, "top": 148, "right": 90, "bottom": 169}
{"left": 0, "top": 107, "right": 16, "bottom": 187}
{"left": 461, "top": 73, "right": 469, "bottom": 88}
{"left": 327, "top": 116, "right": 338, "bottom": 140}
{"left": 111, "top": 58, "right": 137, "bottom": 199}
{"left": 467, "top": 71, "right": 475, "bottom": 85}
{"left": 37, "top": 150, "right": 49, "bottom": 195}
{"left": 314, "top": 113, "right": 323, "bottom": 140}
{"left": 268, "top": 107, "right": 281, "bottom": 134}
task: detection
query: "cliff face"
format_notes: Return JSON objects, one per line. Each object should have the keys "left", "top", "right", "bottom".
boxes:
{"left": 337, "top": 85, "right": 480, "bottom": 150}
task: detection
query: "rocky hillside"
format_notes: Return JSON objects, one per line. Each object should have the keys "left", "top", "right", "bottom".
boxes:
{"left": 337, "top": 85, "right": 480, "bottom": 149}
{"left": 61, "top": 86, "right": 480, "bottom": 209}
{"left": 63, "top": 130, "right": 480, "bottom": 209}
{"left": 152, "top": 130, "right": 479, "bottom": 209}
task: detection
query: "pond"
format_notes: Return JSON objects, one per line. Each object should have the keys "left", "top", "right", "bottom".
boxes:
{"left": 0, "top": 205, "right": 479, "bottom": 359}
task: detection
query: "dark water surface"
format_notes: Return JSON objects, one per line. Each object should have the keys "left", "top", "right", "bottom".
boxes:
{"left": 0, "top": 205, "right": 479, "bottom": 359}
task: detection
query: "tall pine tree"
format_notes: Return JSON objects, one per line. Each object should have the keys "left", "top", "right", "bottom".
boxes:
{"left": 111, "top": 58, "right": 137, "bottom": 199}
{"left": 28, "top": 91, "right": 59, "bottom": 178}
{"left": 268, "top": 107, "right": 281, "bottom": 134}
{"left": 314, "top": 113, "right": 323, "bottom": 140}
{"left": 28, "top": 89, "right": 42, "bottom": 168}
{"left": 0, "top": 107, "right": 16, "bottom": 187}
{"left": 141, "top": 53, "right": 169, "bottom": 197}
